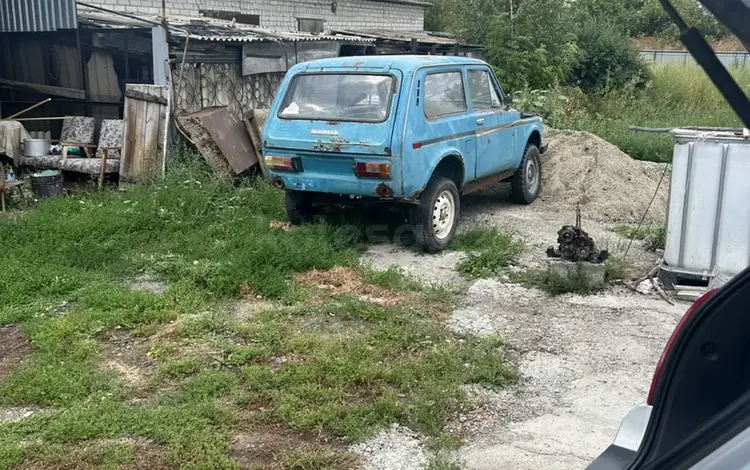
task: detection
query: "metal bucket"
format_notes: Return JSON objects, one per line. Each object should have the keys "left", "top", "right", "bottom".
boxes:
{"left": 23, "top": 138, "right": 50, "bottom": 157}
{"left": 31, "top": 171, "right": 63, "bottom": 199}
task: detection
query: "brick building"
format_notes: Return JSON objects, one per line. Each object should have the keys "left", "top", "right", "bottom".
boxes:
{"left": 94, "top": 0, "right": 427, "bottom": 32}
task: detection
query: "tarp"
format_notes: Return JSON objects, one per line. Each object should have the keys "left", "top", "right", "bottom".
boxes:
{"left": 0, "top": 121, "right": 30, "bottom": 160}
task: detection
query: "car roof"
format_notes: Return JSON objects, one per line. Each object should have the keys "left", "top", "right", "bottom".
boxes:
{"left": 297, "top": 55, "right": 488, "bottom": 72}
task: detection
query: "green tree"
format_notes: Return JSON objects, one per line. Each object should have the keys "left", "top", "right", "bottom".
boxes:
{"left": 628, "top": 0, "right": 729, "bottom": 40}
{"left": 424, "top": 0, "right": 446, "bottom": 32}
{"left": 484, "top": 0, "right": 577, "bottom": 92}
{"left": 441, "top": 0, "right": 510, "bottom": 45}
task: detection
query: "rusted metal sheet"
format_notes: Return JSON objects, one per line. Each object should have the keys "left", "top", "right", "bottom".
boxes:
{"left": 0, "top": 0, "right": 77, "bottom": 32}
{"left": 120, "top": 84, "right": 170, "bottom": 183}
{"left": 182, "top": 107, "right": 258, "bottom": 175}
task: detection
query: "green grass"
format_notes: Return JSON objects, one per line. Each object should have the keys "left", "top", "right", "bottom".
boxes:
{"left": 228, "top": 297, "right": 516, "bottom": 440}
{"left": 0, "top": 161, "right": 517, "bottom": 468}
{"left": 604, "top": 255, "right": 632, "bottom": 282}
{"left": 282, "top": 449, "right": 355, "bottom": 470}
{"left": 513, "top": 262, "right": 603, "bottom": 295}
{"left": 453, "top": 226, "right": 525, "bottom": 278}
{"left": 563, "top": 65, "right": 750, "bottom": 162}
{"left": 612, "top": 225, "right": 666, "bottom": 251}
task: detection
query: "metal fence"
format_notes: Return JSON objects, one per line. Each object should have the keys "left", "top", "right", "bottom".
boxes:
{"left": 640, "top": 50, "right": 750, "bottom": 68}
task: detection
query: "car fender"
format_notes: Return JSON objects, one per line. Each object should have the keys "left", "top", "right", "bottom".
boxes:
{"left": 512, "top": 117, "right": 544, "bottom": 168}
{"left": 408, "top": 147, "right": 466, "bottom": 200}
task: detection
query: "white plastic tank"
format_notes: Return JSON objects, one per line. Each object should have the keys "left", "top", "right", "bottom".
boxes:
{"left": 663, "top": 129, "right": 750, "bottom": 283}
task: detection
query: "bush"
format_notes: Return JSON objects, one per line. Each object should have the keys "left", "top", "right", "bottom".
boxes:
{"left": 510, "top": 86, "right": 575, "bottom": 128}
{"left": 568, "top": 22, "right": 651, "bottom": 91}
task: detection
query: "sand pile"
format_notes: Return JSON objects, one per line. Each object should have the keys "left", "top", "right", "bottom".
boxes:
{"left": 538, "top": 128, "right": 670, "bottom": 224}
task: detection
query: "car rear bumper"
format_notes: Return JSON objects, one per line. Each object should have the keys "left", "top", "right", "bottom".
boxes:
{"left": 264, "top": 151, "right": 403, "bottom": 200}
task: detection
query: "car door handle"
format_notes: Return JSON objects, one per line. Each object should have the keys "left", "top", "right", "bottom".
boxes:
{"left": 476, "top": 118, "right": 485, "bottom": 125}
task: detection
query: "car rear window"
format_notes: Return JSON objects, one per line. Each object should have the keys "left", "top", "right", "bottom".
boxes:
{"left": 278, "top": 73, "right": 394, "bottom": 123}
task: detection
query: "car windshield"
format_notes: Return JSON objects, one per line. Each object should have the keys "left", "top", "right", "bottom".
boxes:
{"left": 278, "top": 74, "right": 394, "bottom": 123}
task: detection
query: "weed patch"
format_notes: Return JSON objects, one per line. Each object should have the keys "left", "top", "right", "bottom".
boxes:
{"left": 604, "top": 255, "right": 632, "bottom": 282}
{"left": 514, "top": 265, "right": 599, "bottom": 296}
{"left": 228, "top": 299, "right": 516, "bottom": 441}
{"left": 561, "top": 65, "right": 750, "bottom": 162}
{"left": 454, "top": 226, "right": 525, "bottom": 278}
{"left": 612, "top": 225, "right": 666, "bottom": 251}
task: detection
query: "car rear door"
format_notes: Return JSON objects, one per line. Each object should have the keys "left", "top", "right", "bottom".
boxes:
{"left": 588, "top": 266, "right": 750, "bottom": 470}
{"left": 264, "top": 69, "right": 403, "bottom": 156}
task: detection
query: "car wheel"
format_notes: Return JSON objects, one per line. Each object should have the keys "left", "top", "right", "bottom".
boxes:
{"left": 412, "top": 177, "right": 460, "bottom": 253}
{"left": 285, "top": 191, "right": 313, "bottom": 226}
{"left": 510, "top": 144, "right": 542, "bottom": 204}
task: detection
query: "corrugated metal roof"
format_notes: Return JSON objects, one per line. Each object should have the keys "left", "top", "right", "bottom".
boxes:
{"left": 77, "top": 10, "right": 374, "bottom": 43}
{"left": 0, "top": 0, "right": 77, "bottom": 32}
{"left": 331, "top": 29, "right": 478, "bottom": 46}
{"left": 167, "top": 16, "right": 375, "bottom": 43}
{"left": 367, "top": 0, "right": 432, "bottom": 6}
{"left": 175, "top": 30, "right": 375, "bottom": 43}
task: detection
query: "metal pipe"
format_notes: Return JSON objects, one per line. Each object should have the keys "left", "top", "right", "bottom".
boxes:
{"left": 709, "top": 143, "right": 730, "bottom": 271}
{"left": 3, "top": 98, "right": 51, "bottom": 120}
{"left": 124, "top": 31, "right": 130, "bottom": 82}
{"left": 168, "top": 26, "right": 191, "bottom": 114}
{"left": 76, "top": 27, "right": 90, "bottom": 116}
{"left": 678, "top": 142, "right": 695, "bottom": 268}
{"left": 630, "top": 125, "right": 743, "bottom": 134}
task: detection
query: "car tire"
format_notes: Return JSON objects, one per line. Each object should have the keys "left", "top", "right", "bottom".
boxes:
{"left": 510, "top": 144, "right": 542, "bottom": 205}
{"left": 412, "top": 177, "right": 461, "bottom": 253}
{"left": 285, "top": 191, "right": 313, "bottom": 226}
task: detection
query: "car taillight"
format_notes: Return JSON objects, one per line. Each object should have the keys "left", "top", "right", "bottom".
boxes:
{"left": 647, "top": 289, "right": 717, "bottom": 404}
{"left": 265, "top": 156, "right": 303, "bottom": 172}
{"left": 354, "top": 162, "right": 391, "bottom": 178}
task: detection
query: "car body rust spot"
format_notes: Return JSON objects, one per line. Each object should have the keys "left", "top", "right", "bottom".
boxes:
{"left": 313, "top": 138, "right": 350, "bottom": 152}
{"left": 375, "top": 183, "right": 395, "bottom": 199}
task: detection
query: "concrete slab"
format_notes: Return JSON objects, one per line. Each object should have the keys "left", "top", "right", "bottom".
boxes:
{"left": 549, "top": 259, "right": 606, "bottom": 288}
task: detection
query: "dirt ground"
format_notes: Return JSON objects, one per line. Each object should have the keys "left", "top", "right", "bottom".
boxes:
{"left": 0, "top": 325, "right": 32, "bottom": 381}
{"left": 359, "top": 181, "right": 688, "bottom": 470}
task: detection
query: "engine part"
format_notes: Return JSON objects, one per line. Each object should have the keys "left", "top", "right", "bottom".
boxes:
{"left": 547, "top": 206, "right": 609, "bottom": 263}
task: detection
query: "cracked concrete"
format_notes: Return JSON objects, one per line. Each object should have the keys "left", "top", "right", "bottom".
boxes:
{"left": 449, "top": 280, "right": 687, "bottom": 469}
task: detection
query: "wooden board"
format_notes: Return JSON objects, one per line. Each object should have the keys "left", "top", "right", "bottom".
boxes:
{"left": 0, "top": 78, "right": 85, "bottom": 100}
{"left": 244, "top": 109, "right": 269, "bottom": 179}
{"left": 120, "top": 84, "right": 170, "bottom": 184}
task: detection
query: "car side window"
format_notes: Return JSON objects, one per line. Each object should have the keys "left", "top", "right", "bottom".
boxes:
{"left": 424, "top": 71, "right": 467, "bottom": 119}
{"left": 467, "top": 69, "right": 501, "bottom": 110}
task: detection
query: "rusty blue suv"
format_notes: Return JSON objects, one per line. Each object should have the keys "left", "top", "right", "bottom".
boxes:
{"left": 262, "top": 55, "right": 546, "bottom": 252}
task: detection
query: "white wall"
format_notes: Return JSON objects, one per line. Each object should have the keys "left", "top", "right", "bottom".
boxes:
{"left": 94, "top": 0, "right": 425, "bottom": 31}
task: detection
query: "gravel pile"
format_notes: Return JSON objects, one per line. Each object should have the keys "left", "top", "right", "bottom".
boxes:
{"left": 538, "top": 128, "right": 670, "bottom": 224}
{"left": 350, "top": 424, "right": 429, "bottom": 470}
